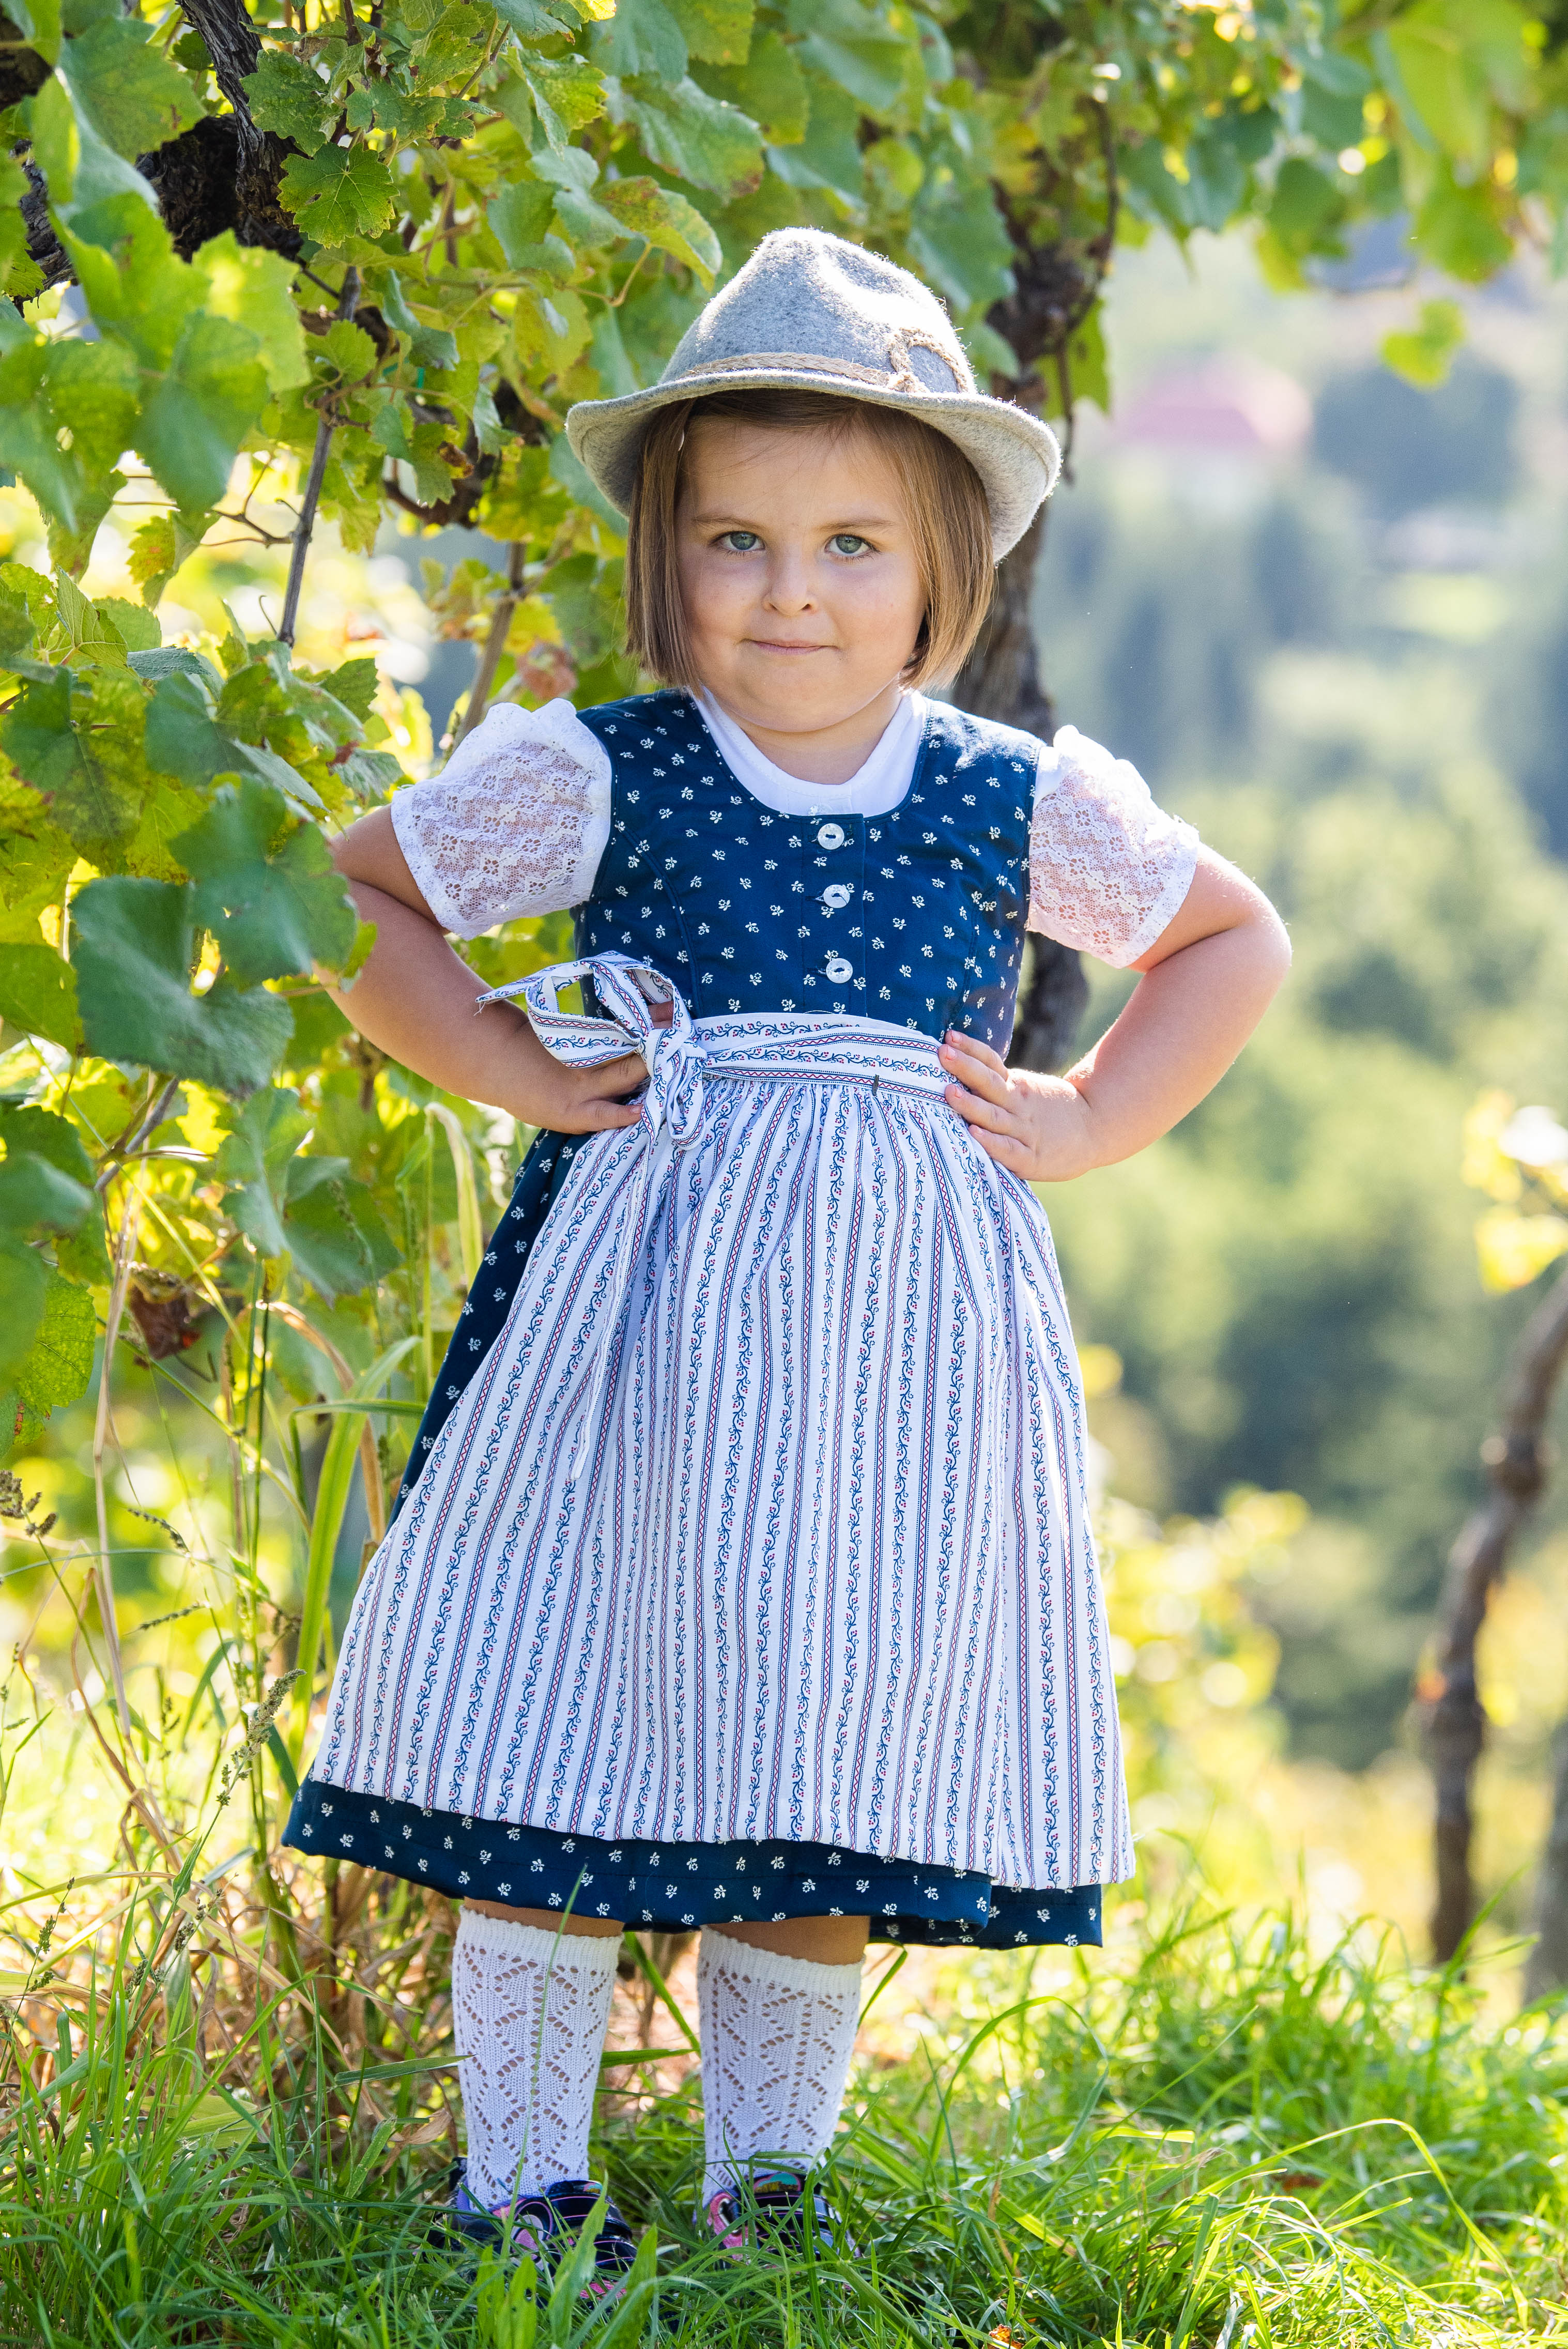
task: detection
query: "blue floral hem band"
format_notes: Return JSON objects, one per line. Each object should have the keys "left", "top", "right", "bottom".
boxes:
{"left": 284, "top": 1780, "right": 1103, "bottom": 1951}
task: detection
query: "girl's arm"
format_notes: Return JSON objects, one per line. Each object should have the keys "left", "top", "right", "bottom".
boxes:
{"left": 939, "top": 847, "right": 1290, "bottom": 1181}
{"left": 326, "top": 809, "right": 647, "bottom": 1132}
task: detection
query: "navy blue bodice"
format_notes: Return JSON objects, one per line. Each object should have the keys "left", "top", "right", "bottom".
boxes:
{"left": 573, "top": 690, "right": 1038, "bottom": 1054}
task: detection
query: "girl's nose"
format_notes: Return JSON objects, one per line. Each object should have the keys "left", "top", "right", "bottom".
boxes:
{"left": 762, "top": 554, "right": 814, "bottom": 612}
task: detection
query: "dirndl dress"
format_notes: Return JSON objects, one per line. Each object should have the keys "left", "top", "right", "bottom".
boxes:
{"left": 286, "top": 688, "right": 1198, "bottom": 1947}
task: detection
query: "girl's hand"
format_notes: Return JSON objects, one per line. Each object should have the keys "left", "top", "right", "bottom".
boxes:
{"left": 506, "top": 1028, "right": 650, "bottom": 1134}
{"left": 939, "top": 1031, "right": 1097, "bottom": 1183}
{"left": 504, "top": 988, "right": 673, "bottom": 1134}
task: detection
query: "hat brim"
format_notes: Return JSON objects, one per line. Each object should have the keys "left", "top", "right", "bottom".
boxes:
{"left": 565, "top": 365, "right": 1061, "bottom": 562}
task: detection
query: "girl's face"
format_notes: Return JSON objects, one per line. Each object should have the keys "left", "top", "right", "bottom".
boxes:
{"left": 675, "top": 417, "right": 928, "bottom": 741}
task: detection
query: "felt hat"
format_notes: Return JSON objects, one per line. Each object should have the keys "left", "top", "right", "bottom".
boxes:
{"left": 565, "top": 228, "right": 1060, "bottom": 561}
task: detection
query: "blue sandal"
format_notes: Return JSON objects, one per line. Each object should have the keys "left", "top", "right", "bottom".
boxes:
{"left": 444, "top": 2163, "right": 640, "bottom": 2297}
{"left": 703, "top": 2167, "right": 848, "bottom": 2260}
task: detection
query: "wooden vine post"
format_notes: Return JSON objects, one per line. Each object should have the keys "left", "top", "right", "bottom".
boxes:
{"left": 1422, "top": 1257, "right": 1568, "bottom": 1967}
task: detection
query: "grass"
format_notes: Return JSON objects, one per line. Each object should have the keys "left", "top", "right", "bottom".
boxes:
{"left": 0, "top": 1325, "right": 1562, "bottom": 2345}
{"left": 4, "top": 1877, "right": 1567, "bottom": 2349}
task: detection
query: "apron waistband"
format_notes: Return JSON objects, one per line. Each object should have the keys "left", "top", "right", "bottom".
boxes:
{"left": 473, "top": 957, "right": 955, "bottom": 1479}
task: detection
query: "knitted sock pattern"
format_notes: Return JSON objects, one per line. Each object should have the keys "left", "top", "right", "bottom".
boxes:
{"left": 696, "top": 1927, "right": 863, "bottom": 2203}
{"left": 451, "top": 1909, "right": 619, "bottom": 2205}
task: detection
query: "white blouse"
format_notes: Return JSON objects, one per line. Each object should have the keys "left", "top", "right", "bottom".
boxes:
{"left": 391, "top": 693, "right": 1198, "bottom": 971}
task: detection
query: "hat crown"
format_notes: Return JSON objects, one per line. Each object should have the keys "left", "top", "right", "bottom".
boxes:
{"left": 663, "top": 228, "right": 977, "bottom": 401}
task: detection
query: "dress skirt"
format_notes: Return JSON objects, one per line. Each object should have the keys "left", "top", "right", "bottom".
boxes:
{"left": 286, "top": 958, "right": 1133, "bottom": 1945}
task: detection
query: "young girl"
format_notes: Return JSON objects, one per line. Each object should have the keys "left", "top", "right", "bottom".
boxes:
{"left": 285, "top": 229, "right": 1289, "bottom": 2277}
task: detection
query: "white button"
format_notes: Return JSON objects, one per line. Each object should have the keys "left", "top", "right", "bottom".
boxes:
{"left": 824, "top": 955, "right": 853, "bottom": 984}
{"left": 822, "top": 883, "right": 853, "bottom": 910}
{"left": 817, "top": 821, "right": 847, "bottom": 850}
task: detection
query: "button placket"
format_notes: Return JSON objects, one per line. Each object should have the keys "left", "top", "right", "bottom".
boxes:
{"left": 805, "top": 812, "right": 864, "bottom": 1001}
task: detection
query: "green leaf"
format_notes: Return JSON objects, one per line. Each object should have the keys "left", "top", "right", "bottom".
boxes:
{"left": 0, "top": 334, "right": 85, "bottom": 529}
{"left": 487, "top": 179, "right": 559, "bottom": 269}
{"left": 1518, "top": 106, "right": 1568, "bottom": 202}
{"left": 0, "top": 158, "right": 44, "bottom": 303}
{"left": 1120, "top": 136, "right": 1196, "bottom": 236}
{"left": 214, "top": 1084, "right": 312, "bottom": 1258}
{"left": 539, "top": 550, "right": 622, "bottom": 665}
{"left": 0, "top": 943, "right": 83, "bottom": 1050}
{"left": 173, "top": 780, "right": 357, "bottom": 984}
{"left": 1381, "top": 297, "right": 1467, "bottom": 387}
{"left": 380, "top": 272, "right": 460, "bottom": 372}
{"left": 279, "top": 1172, "right": 399, "bottom": 1300}
{"left": 144, "top": 669, "right": 244, "bottom": 784}
{"left": 129, "top": 645, "right": 223, "bottom": 691}
{"left": 241, "top": 49, "right": 335, "bottom": 155}
{"left": 1266, "top": 156, "right": 1345, "bottom": 254}
{"left": 765, "top": 70, "right": 861, "bottom": 205}
{"left": 223, "top": 1120, "right": 398, "bottom": 1298}
{"left": 30, "top": 70, "right": 160, "bottom": 231}
{"left": 1385, "top": 0, "right": 1532, "bottom": 165}
{"left": 521, "top": 52, "right": 606, "bottom": 146}
{"left": 1414, "top": 171, "right": 1514, "bottom": 281}
{"left": 489, "top": 0, "right": 583, "bottom": 39}
{"left": 279, "top": 147, "right": 399, "bottom": 247}
{"left": 94, "top": 597, "right": 159, "bottom": 655}
{"left": 592, "top": 0, "right": 687, "bottom": 81}
{"left": 314, "top": 319, "right": 378, "bottom": 383}
{"left": 44, "top": 334, "right": 139, "bottom": 481}
{"left": 4, "top": 1107, "right": 108, "bottom": 1279}
{"left": 1, "top": 670, "right": 137, "bottom": 858}
{"left": 51, "top": 571, "right": 127, "bottom": 667}
{"left": 792, "top": 0, "right": 906, "bottom": 115}
{"left": 127, "top": 513, "right": 206, "bottom": 606}
{"left": 196, "top": 233, "right": 310, "bottom": 392}
{"left": 64, "top": 206, "right": 204, "bottom": 373}
{"left": 596, "top": 177, "right": 721, "bottom": 283}
{"left": 144, "top": 670, "right": 318, "bottom": 808}
{"left": 1183, "top": 116, "right": 1250, "bottom": 235}
{"left": 908, "top": 152, "right": 1013, "bottom": 311}
{"left": 316, "top": 658, "right": 378, "bottom": 722}
{"left": 0, "top": 577, "right": 35, "bottom": 670}
{"left": 64, "top": 17, "right": 203, "bottom": 159}
{"left": 0, "top": 1153, "right": 93, "bottom": 1237}
{"left": 1300, "top": 53, "right": 1370, "bottom": 152}
{"left": 71, "top": 876, "right": 294, "bottom": 1094}
{"left": 615, "top": 73, "right": 763, "bottom": 197}
{"left": 0, "top": 1244, "right": 49, "bottom": 1392}
{"left": 8, "top": 0, "right": 60, "bottom": 66}
{"left": 0, "top": 1104, "right": 92, "bottom": 1189}
{"left": 667, "top": 0, "right": 750, "bottom": 63}
{"left": 694, "top": 30, "right": 806, "bottom": 145}
{"left": 4, "top": 1267, "right": 94, "bottom": 1421}
{"left": 135, "top": 312, "right": 270, "bottom": 512}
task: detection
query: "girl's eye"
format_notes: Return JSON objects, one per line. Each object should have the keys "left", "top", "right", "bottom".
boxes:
{"left": 719, "top": 531, "right": 761, "bottom": 552}
{"left": 828, "top": 534, "right": 871, "bottom": 556}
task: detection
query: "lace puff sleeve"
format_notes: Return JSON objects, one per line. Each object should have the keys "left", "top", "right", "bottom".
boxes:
{"left": 389, "top": 699, "right": 612, "bottom": 939}
{"left": 1027, "top": 726, "right": 1198, "bottom": 967}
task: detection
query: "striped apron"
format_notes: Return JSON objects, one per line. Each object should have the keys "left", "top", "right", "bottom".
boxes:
{"left": 310, "top": 956, "right": 1133, "bottom": 1893}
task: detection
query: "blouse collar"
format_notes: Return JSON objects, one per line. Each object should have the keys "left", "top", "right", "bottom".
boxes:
{"left": 694, "top": 689, "right": 925, "bottom": 820}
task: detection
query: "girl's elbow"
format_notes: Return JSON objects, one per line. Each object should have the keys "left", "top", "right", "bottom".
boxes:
{"left": 1255, "top": 900, "right": 1292, "bottom": 990}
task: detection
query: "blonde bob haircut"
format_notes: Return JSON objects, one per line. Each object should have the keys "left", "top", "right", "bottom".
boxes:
{"left": 623, "top": 388, "right": 995, "bottom": 694}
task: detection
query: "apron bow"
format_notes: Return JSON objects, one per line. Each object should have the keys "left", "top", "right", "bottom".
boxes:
{"left": 474, "top": 955, "right": 703, "bottom": 1480}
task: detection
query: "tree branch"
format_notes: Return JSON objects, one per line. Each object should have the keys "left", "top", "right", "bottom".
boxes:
{"left": 457, "top": 541, "right": 526, "bottom": 742}
{"left": 278, "top": 266, "right": 360, "bottom": 648}
{"left": 1422, "top": 1256, "right": 1568, "bottom": 1963}
{"left": 175, "top": 0, "right": 300, "bottom": 253}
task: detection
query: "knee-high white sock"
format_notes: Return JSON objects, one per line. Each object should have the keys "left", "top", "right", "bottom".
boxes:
{"left": 696, "top": 1927, "right": 862, "bottom": 2203}
{"left": 451, "top": 1909, "right": 619, "bottom": 2205}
